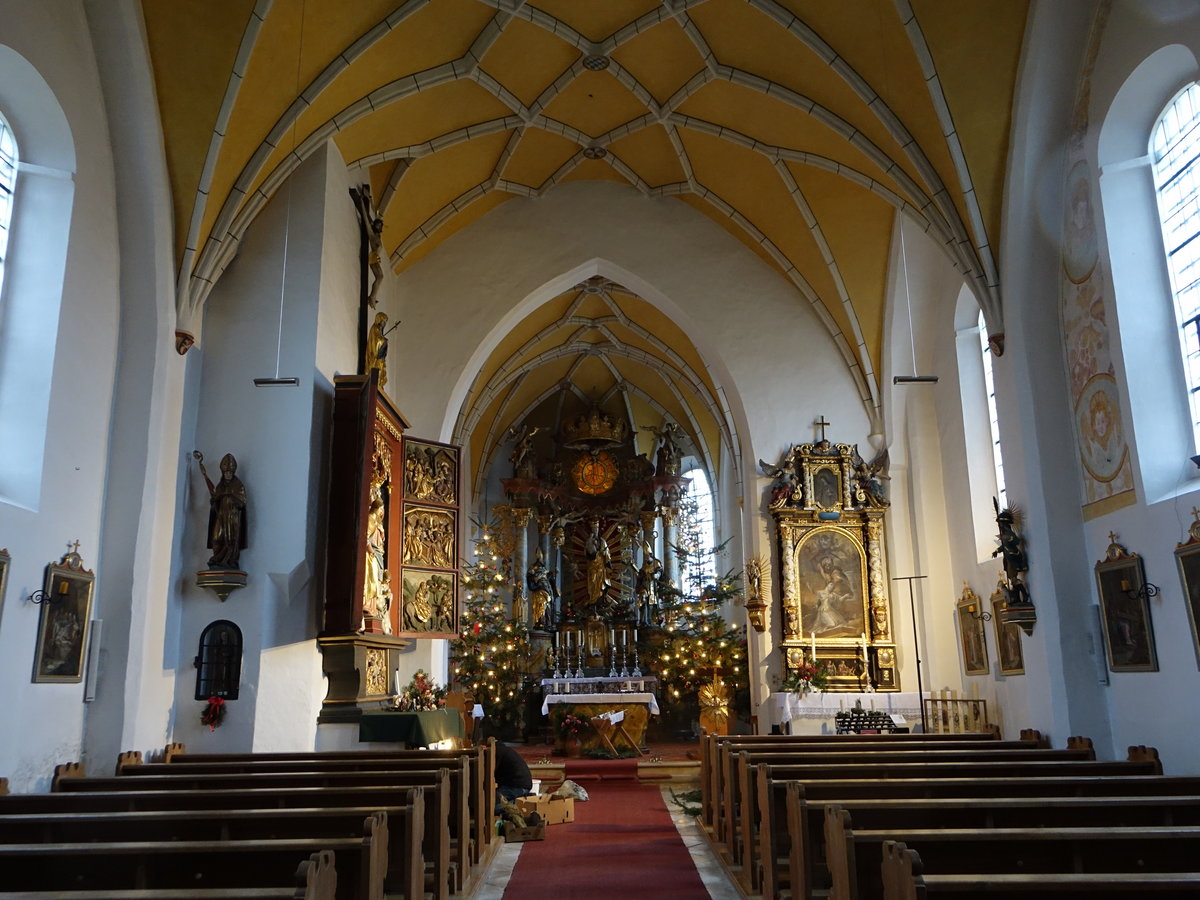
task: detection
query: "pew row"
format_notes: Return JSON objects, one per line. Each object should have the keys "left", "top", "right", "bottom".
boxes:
{"left": 699, "top": 729, "right": 1015, "bottom": 834}
{"left": 49, "top": 766, "right": 455, "bottom": 899}
{"left": 0, "top": 814, "right": 386, "bottom": 900}
{"left": 144, "top": 744, "right": 496, "bottom": 868}
{"left": 826, "top": 807, "right": 1200, "bottom": 900}
{"left": 0, "top": 849, "right": 336, "bottom": 900}
{"left": 0, "top": 799, "right": 424, "bottom": 900}
{"left": 880, "top": 840, "right": 1200, "bottom": 899}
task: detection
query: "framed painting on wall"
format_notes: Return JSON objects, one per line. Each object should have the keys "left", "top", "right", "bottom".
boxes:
{"left": 956, "top": 584, "right": 989, "bottom": 676}
{"left": 796, "top": 527, "right": 867, "bottom": 641}
{"left": 1175, "top": 514, "right": 1200, "bottom": 669}
{"left": 991, "top": 583, "right": 1025, "bottom": 675}
{"left": 1095, "top": 535, "right": 1158, "bottom": 672}
{"left": 0, "top": 548, "right": 9, "bottom": 620}
{"left": 32, "top": 547, "right": 95, "bottom": 683}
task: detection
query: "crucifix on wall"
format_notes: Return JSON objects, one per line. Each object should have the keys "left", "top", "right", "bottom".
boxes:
{"left": 815, "top": 415, "right": 831, "bottom": 443}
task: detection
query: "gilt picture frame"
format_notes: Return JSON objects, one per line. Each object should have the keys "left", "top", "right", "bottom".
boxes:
{"left": 0, "top": 548, "right": 9, "bottom": 620}
{"left": 32, "top": 551, "right": 95, "bottom": 683}
{"left": 991, "top": 584, "right": 1025, "bottom": 675}
{"left": 1095, "top": 543, "right": 1158, "bottom": 672}
{"left": 956, "top": 589, "right": 989, "bottom": 676}
{"left": 1174, "top": 540, "right": 1200, "bottom": 669}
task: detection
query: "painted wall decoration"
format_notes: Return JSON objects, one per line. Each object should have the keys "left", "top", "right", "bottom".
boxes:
{"left": 1059, "top": 6, "right": 1134, "bottom": 517}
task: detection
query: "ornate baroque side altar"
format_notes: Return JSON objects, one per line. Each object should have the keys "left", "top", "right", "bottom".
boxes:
{"left": 764, "top": 435, "right": 899, "bottom": 691}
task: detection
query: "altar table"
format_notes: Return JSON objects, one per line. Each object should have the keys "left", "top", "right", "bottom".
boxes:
{"left": 542, "top": 693, "right": 659, "bottom": 753}
{"left": 357, "top": 709, "right": 464, "bottom": 746}
{"left": 773, "top": 691, "right": 928, "bottom": 734}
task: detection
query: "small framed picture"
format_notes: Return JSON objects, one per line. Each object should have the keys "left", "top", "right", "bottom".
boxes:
{"left": 956, "top": 584, "right": 989, "bottom": 676}
{"left": 0, "top": 548, "right": 9, "bottom": 619}
{"left": 1175, "top": 518, "right": 1200, "bottom": 669}
{"left": 990, "top": 583, "right": 1025, "bottom": 675}
{"left": 32, "top": 547, "right": 95, "bottom": 683}
{"left": 1095, "top": 536, "right": 1158, "bottom": 673}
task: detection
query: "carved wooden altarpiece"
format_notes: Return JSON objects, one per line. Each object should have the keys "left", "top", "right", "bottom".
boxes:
{"left": 767, "top": 439, "right": 899, "bottom": 691}
{"left": 318, "top": 373, "right": 461, "bottom": 723}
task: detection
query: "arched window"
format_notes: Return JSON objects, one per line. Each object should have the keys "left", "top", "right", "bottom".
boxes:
{"left": 979, "top": 310, "right": 1008, "bottom": 509}
{"left": 1151, "top": 82, "right": 1200, "bottom": 452}
{"left": 679, "top": 464, "right": 717, "bottom": 593}
{"left": 0, "top": 112, "right": 15, "bottom": 302}
{"left": 194, "top": 620, "right": 243, "bottom": 700}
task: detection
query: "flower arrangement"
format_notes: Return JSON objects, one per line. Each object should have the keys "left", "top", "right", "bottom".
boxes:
{"left": 201, "top": 696, "right": 225, "bottom": 731}
{"left": 777, "top": 660, "right": 830, "bottom": 694}
{"left": 557, "top": 712, "right": 587, "bottom": 738}
{"left": 395, "top": 669, "right": 448, "bottom": 711}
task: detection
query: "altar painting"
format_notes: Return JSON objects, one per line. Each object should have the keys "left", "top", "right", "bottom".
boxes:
{"left": 796, "top": 528, "right": 866, "bottom": 640}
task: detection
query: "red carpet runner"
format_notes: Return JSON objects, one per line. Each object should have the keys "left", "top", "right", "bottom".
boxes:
{"left": 502, "top": 780, "right": 710, "bottom": 899}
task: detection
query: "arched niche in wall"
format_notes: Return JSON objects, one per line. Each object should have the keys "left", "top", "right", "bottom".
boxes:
{"left": 194, "top": 619, "right": 243, "bottom": 701}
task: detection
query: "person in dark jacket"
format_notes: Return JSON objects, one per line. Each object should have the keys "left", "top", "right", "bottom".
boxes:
{"left": 495, "top": 742, "right": 533, "bottom": 810}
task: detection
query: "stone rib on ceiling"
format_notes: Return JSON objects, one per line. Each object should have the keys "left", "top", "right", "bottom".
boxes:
{"left": 147, "top": 0, "right": 1028, "bottom": 429}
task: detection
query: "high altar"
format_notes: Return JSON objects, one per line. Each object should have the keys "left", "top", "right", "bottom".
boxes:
{"left": 763, "top": 434, "right": 900, "bottom": 691}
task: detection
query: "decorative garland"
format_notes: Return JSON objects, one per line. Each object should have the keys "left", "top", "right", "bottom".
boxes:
{"left": 201, "top": 696, "right": 226, "bottom": 731}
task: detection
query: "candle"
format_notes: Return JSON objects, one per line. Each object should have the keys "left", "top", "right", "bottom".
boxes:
{"left": 610, "top": 628, "right": 616, "bottom": 646}
{"left": 394, "top": 670, "right": 401, "bottom": 696}
{"left": 554, "top": 631, "right": 559, "bottom": 649}
{"left": 861, "top": 632, "right": 868, "bottom": 659}
{"left": 633, "top": 628, "right": 638, "bottom": 643}
{"left": 810, "top": 631, "right": 816, "bottom": 659}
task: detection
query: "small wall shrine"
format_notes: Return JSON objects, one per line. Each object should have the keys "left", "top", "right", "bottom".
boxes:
{"left": 762, "top": 431, "right": 899, "bottom": 691}
{"left": 318, "top": 373, "right": 462, "bottom": 722}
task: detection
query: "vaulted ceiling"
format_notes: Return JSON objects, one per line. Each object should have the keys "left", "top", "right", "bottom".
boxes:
{"left": 142, "top": 0, "right": 1029, "bottom": 481}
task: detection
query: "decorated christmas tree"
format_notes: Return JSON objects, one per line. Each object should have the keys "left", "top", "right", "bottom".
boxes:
{"left": 652, "top": 492, "right": 749, "bottom": 734}
{"left": 448, "top": 519, "right": 533, "bottom": 738}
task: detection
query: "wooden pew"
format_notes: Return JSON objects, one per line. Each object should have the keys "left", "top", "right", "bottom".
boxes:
{"left": 766, "top": 779, "right": 1200, "bottom": 900}
{"left": 706, "top": 730, "right": 1036, "bottom": 849}
{"left": 151, "top": 742, "right": 497, "bottom": 865}
{"left": 700, "top": 729, "right": 1010, "bottom": 835}
{"left": 0, "top": 800, "right": 424, "bottom": 900}
{"left": 0, "top": 849, "right": 336, "bottom": 900}
{"left": 726, "top": 738, "right": 1099, "bottom": 887}
{"left": 0, "top": 813, "right": 387, "bottom": 900}
{"left": 52, "top": 766, "right": 457, "bottom": 898}
{"left": 748, "top": 753, "right": 1171, "bottom": 900}
{"left": 826, "top": 807, "right": 1200, "bottom": 900}
{"left": 881, "top": 840, "right": 1200, "bottom": 900}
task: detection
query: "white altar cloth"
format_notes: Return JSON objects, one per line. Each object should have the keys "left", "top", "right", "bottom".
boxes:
{"left": 541, "top": 692, "right": 660, "bottom": 716}
{"left": 774, "top": 691, "right": 928, "bottom": 734}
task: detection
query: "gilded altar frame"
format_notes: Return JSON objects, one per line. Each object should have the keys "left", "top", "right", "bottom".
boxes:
{"left": 768, "top": 440, "right": 898, "bottom": 691}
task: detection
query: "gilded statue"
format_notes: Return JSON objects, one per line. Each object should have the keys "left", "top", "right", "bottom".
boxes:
{"left": 194, "top": 451, "right": 247, "bottom": 569}
{"left": 584, "top": 519, "right": 612, "bottom": 609}
{"left": 366, "top": 312, "right": 389, "bottom": 388}
{"left": 526, "top": 548, "right": 557, "bottom": 629}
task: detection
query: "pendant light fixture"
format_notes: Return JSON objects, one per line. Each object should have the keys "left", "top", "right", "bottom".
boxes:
{"left": 892, "top": 220, "right": 938, "bottom": 385}
{"left": 254, "top": 0, "right": 304, "bottom": 388}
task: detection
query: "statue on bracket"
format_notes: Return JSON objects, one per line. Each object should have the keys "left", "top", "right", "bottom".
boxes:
{"left": 527, "top": 548, "right": 558, "bottom": 629}
{"left": 194, "top": 451, "right": 247, "bottom": 569}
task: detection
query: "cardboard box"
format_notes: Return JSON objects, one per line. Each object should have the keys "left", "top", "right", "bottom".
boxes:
{"left": 504, "top": 821, "right": 546, "bottom": 842}
{"left": 515, "top": 792, "right": 576, "bottom": 825}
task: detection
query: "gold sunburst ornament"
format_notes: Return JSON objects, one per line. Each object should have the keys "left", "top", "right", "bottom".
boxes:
{"left": 698, "top": 677, "right": 731, "bottom": 735}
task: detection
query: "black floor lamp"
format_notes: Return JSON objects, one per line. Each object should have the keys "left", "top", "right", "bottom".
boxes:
{"left": 892, "top": 575, "right": 928, "bottom": 733}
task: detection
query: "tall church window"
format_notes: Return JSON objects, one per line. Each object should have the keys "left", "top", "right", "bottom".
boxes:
{"left": 0, "top": 112, "right": 16, "bottom": 304}
{"left": 1151, "top": 82, "right": 1200, "bottom": 452}
{"left": 680, "top": 464, "right": 717, "bottom": 593}
{"left": 979, "top": 310, "right": 1008, "bottom": 509}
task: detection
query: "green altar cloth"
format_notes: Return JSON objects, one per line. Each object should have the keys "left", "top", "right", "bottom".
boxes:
{"left": 358, "top": 709, "right": 463, "bottom": 746}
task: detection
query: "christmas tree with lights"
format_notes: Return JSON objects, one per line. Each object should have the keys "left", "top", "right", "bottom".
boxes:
{"left": 449, "top": 519, "right": 533, "bottom": 738}
{"left": 652, "top": 493, "right": 749, "bottom": 734}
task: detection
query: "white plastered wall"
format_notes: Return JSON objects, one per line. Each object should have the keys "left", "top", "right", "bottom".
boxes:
{"left": 0, "top": 3, "right": 123, "bottom": 791}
